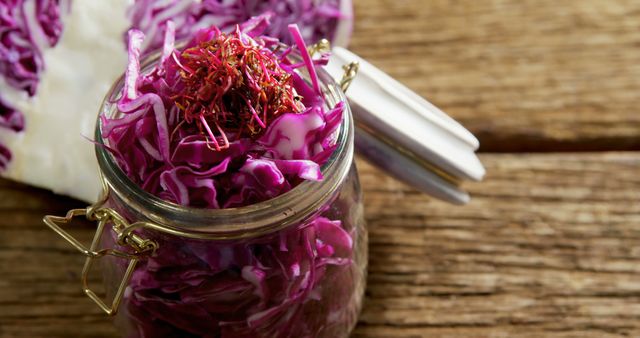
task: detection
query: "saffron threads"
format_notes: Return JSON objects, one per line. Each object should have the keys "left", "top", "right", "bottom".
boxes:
{"left": 172, "top": 29, "right": 301, "bottom": 151}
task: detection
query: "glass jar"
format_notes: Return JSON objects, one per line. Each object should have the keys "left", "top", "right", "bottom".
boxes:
{"left": 44, "top": 55, "right": 367, "bottom": 338}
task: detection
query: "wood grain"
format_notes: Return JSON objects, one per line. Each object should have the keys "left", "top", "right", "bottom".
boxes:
{"left": 1, "top": 153, "right": 640, "bottom": 337}
{"left": 349, "top": 0, "right": 640, "bottom": 152}
{"left": 355, "top": 153, "right": 640, "bottom": 337}
{"left": 3, "top": 1, "right": 640, "bottom": 337}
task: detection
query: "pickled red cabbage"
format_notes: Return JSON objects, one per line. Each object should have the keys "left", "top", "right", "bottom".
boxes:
{"left": 103, "top": 14, "right": 344, "bottom": 208}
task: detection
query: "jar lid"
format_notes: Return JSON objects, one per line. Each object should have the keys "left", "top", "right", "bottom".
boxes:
{"left": 326, "top": 47, "right": 485, "bottom": 204}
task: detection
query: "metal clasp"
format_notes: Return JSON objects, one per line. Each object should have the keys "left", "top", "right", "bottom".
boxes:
{"left": 308, "top": 38, "right": 331, "bottom": 56}
{"left": 339, "top": 62, "right": 359, "bottom": 93}
{"left": 43, "top": 190, "right": 157, "bottom": 316}
{"left": 308, "top": 39, "right": 359, "bottom": 93}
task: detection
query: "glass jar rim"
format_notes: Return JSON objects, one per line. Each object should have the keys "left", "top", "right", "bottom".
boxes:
{"left": 94, "top": 51, "right": 354, "bottom": 239}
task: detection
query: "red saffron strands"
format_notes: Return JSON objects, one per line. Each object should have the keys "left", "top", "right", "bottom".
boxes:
{"left": 172, "top": 30, "right": 301, "bottom": 151}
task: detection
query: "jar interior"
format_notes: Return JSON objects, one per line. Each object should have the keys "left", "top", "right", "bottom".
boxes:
{"left": 94, "top": 53, "right": 355, "bottom": 238}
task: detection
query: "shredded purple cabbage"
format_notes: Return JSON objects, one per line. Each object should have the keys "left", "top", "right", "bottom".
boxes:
{"left": 115, "top": 214, "right": 360, "bottom": 337}
{"left": 103, "top": 17, "right": 360, "bottom": 337}
{"left": 127, "top": 0, "right": 352, "bottom": 53}
{"left": 103, "top": 14, "right": 343, "bottom": 208}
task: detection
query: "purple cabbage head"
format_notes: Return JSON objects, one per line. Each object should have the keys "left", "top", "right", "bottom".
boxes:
{"left": 0, "top": 0, "right": 69, "bottom": 96}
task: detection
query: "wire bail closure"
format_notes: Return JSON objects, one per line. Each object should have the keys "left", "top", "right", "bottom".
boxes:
{"left": 43, "top": 179, "right": 157, "bottom": 316}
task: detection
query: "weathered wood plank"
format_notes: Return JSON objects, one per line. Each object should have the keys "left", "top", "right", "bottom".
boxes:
{"left": 3, "top": 1, "right": 640, "bottom": 337}
{"left": 353, "top": 153, "right": 640, "bottom": 337}
{"left": 1, "top": 153, "right": 639, "bottom": 337}
{"left": 349, "top": 0, "right": 640, "bottom": 151}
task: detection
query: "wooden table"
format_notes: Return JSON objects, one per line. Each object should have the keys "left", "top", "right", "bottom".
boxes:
{"left": 2, "top": 1, "right": 640, "bottom": 337}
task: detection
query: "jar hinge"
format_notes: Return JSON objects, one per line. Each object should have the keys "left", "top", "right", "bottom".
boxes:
{"left": 308, "top": 39, "right": 359, "bottom": 93}
{"left": 43, "top": 184, "right": 158, "bottom": 316}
